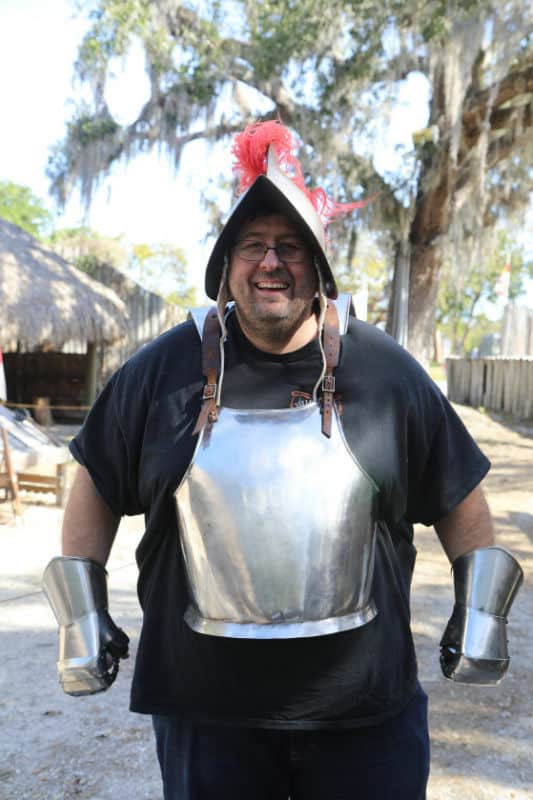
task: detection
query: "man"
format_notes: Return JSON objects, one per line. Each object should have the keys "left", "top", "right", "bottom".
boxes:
{"left": 43, "top": 122, "right": 522, "bottom": 799}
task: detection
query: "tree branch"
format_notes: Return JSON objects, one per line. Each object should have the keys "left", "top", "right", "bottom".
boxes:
{"left": 486, "top": 125, "right": 532, "bottom": 170}
{"left": 463, "top": 61, "right": 533, "bottom": 129}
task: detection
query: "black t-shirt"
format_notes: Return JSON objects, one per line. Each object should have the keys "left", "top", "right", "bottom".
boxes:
{"left": 71, "top": 311, "right": 490, "bottom": 728}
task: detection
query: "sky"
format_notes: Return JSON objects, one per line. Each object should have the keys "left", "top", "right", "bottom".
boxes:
{"left": 0, "top": 0, "right": 218, "bottom": 294}
{"left": 0, "top": 0, "right": 531, "bottom": 305}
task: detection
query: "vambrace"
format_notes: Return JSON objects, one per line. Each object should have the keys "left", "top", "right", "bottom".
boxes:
{"left": 42, "top": 556, "right": 129, "bottom": 696}
{"left": 440, "top": 546, "right": 523, "bottom": 685}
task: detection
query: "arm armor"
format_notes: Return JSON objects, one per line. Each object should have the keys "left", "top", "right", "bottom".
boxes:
{"left": 42, "top": 556, "right": 129, "bottom": 696}
{"left": 440, "top": 546, "right": 523, "bottom": 685}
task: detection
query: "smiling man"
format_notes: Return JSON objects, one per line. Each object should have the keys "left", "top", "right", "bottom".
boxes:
{"left": 43, "top": 121, "right": 522, "bottom": 800}
{"left": 228, "top": 214, "right": 319, "bottom": 351}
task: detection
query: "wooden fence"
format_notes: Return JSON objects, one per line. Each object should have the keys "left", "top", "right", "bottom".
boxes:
{"left": 446, "top": 357, "right": 533, "bottom": 420}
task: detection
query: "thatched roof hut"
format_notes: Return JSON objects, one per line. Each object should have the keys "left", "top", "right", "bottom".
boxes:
{"left": 0, "top": 217, "right": 130, "bottom": 414}
{"left": 0, "top": 217, "right": 128, "bottom": 351}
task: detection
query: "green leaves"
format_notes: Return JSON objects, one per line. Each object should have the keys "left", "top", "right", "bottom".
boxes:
{"left": 437, "top": 231, "right": 531, "bottom": 354}
{"left": 129, "top": 241, "right": 196, "bottom": 306}
{"left": 0, "top": 181, "right": 52, "bottom": 239}
{"left": 68, "top": 112, "right": 120, "bottom": 147}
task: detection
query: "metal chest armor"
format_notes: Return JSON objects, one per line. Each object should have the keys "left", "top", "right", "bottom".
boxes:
{"left": 174, "top": 297, "right": 379, "bottom": 638}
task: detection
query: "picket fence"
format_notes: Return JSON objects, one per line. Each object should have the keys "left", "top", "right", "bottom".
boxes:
{"left": 446, "top": 357, "right": 533, "bottom": 420}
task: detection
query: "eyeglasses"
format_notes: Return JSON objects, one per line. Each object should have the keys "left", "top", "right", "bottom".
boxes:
{"left": 233, "top": 240, "right": 308, "bottom": 263}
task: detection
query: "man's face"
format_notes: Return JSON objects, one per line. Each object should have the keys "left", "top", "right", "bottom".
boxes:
{"left": 228, "top": 214, "right": 318, "bottom": 350}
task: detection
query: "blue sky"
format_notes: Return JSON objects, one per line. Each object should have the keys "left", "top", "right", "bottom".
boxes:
{"left": 1, "top": 0, "right": 531, "bottom": 304}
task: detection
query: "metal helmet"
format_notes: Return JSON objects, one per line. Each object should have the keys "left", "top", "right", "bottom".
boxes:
{"left": 205, "top": 122, "right": 364, "bottom": 301}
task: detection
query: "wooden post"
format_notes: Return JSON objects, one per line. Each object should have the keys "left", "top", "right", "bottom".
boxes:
{"left": 0, "top": 425, "right": 22, "bottom": 515}
{"left": 84, "top": 342, "right": 98, "bottom": 407}
{"left": 55, "top": 462, "right": 67, "bottom": 507}
{"left": 33, "top": 397, "right": 53, "bottom": 426}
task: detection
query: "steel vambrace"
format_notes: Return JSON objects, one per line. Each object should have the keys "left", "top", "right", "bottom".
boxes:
{"left": 440, "top": 546, "right": 523, "bottom": 685}
{"left": 42, "top": 556, "right": 129, "bottom": 696}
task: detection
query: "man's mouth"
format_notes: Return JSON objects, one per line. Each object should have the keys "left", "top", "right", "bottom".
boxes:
{"left": 254, "top": 281, "right": 290, "bottom": 291}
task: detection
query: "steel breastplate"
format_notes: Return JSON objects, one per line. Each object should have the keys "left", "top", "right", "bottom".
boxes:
{"left": 174, "top": 401, "right": 378, "bottom": 638}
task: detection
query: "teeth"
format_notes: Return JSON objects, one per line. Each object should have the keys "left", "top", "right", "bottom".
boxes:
{"left": 256, "top": 282, "right": 289, "bottom": 289}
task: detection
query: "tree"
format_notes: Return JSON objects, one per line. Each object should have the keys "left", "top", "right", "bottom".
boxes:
{"left": 0, "top": 181, "right": 52, "bottom": 238}
{"left": 48, "top": 226, "right": 196, "bottom": 308}
{"left": 437, "top": 230, "right": 533, "bottom": 355}
{"left": 48, "top": 0, "right": 533, "bottom": 362}
{"left": 130, "top": 241, "right": 196, "bottom": 307}
{"left": 47, "top": 226, "right": 127, "bottom": 276}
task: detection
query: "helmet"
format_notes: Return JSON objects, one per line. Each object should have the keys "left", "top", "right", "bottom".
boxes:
{"left": 204, "top": 121, "right": 364, "bottom": 301}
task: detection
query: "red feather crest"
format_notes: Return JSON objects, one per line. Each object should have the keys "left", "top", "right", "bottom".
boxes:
{"left": 231, "top": 121, "right": 368, "bottom": 227}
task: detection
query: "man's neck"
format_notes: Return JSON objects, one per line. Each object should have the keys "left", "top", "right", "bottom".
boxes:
{"left": 235, "top": 311, "right": 319, "bottom": 355}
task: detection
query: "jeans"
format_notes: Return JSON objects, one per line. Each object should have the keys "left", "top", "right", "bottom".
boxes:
{"left": 152, "top": 684, "right": 430, "bottom": 799}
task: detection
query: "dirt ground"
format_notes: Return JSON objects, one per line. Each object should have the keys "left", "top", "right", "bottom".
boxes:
{"left": 1, "top": 403, "right": 532, "bottom": 800}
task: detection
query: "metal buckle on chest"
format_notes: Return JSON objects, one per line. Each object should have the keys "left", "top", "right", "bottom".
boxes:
{"left": 202, "top": 383, "right": 217, "bottom": 400}
{"left": 322, "top": 375, "right": 335, "bottom": 393}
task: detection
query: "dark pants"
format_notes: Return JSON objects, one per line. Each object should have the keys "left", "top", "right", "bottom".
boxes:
{"left": 152, "top": 684, "right": 430, "bottom": 799}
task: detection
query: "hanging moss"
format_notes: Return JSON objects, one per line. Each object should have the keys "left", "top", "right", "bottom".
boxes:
{"left": 70, "top": 114, "right": 120, "bottom": 147}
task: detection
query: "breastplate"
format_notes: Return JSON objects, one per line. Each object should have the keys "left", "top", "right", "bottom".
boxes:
{"left": 174, "top": 401, "right": 378, "bottom": 638}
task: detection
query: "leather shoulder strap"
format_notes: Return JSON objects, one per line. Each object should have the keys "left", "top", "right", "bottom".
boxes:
{"left": 192, "top": 308, "right": 221, "bottom": 435}
{"left": 321, "top": 302, "right": 340, "bottom": 438}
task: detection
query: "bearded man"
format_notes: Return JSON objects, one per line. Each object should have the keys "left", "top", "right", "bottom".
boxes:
{"left": 43, "top": 121, "right": 522, "bottom": 800}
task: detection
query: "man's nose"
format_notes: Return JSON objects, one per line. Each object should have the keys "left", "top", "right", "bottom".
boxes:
{"left": 259, "top": 246, "right": 282, "bottom": 269}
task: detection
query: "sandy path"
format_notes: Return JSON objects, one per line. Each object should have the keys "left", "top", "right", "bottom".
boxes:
{"left": 1, "top": 403, "right": 531, "bottom": 799}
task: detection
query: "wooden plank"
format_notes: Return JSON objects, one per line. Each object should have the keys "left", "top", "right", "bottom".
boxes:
{"left": 17, "top": 482, "right": 57, "bottom": 493}
{"left": 17, "top": 464, "right": 67, "bottom": 507}
{"left": 525, "top": 362, "right": 533, "bottom": 419}
{"left": 513, "top": 361, "right": 524, "bottom": 418}
{"left": 17, "top": 473, "right": 58, "bottom": 486}
{"left": 484, "top": 360, "right": 495, "bottom": 410}
{"left": 470, "top": 359, "right": 484, "bottom": 407}
{"left": 513, "top": 360, "right": 521, "bottom": 415}
{"left": 494, "top": 361, "right": 505, "bottom": 411}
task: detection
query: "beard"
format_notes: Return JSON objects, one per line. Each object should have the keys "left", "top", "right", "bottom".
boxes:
{"left": 235, "top": 294, "right": 316, "bottom": 349}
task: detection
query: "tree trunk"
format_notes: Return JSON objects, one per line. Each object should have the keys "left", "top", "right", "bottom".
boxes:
{"left": 407, "top": 239, "right": 443, "bottom": 366}
{"left": 407, "top": 141, "right": 455, "bottom": 365}
{"left": 386, "top": 239, "right": 410, "bottom": 348}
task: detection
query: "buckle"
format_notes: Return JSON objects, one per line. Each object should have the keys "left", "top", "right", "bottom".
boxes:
{"left": 202, "top": 383, "right": 217, "bottom": 400}
{"left": 322, "top": 375, "right": 335, "bottom": 393}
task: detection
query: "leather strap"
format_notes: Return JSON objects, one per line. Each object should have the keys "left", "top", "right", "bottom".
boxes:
{"left": 321, "top": 302, "right": 340, "bottom": 438}
{"left": 193, "top": 309, "right": 222, "bottom": 435}
{"left": 193, "top": 304, "right": 341, "bottom": 437}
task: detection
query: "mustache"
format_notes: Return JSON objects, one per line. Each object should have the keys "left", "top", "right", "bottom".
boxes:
{"left": 253, "top": 268, "right": 291, "bottom": 281}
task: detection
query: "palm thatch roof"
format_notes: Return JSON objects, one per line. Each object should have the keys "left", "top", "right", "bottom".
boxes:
{"left": 0, "top": 217, "right": 129, "bottom": 350}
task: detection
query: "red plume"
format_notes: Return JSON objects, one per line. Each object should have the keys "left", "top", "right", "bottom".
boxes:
{"left": 231, "top": 121, "right": 370, "bottom": 227}
{"left": 232, "top": 121, "right": 296, "bottom": 191}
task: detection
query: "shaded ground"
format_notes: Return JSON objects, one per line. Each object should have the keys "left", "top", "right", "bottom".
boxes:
{"left": 1, "top": 404, "right": 532, "bottom": 799}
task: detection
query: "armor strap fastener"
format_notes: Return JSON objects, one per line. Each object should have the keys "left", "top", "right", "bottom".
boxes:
{"left": 202, "top": 383, "right": 217, "bottom": 400}
{"left": 193, "top": 309, "right": 222, "bottom": 435}
{"left": 321, "top": 302, "right": 340, "bottom": 438}
{"left": 322, "top": 375, "right": 336, "bottom": 393}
